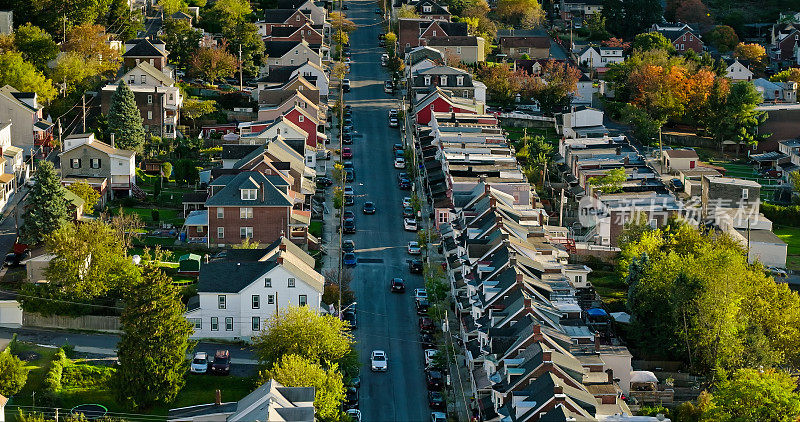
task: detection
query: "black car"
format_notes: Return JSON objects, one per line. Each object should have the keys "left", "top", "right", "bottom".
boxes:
{"left": 345, "top": 169, "right": 355, "bottom": 182}
{"left": 403, "top": 206, "right": 415, "bottom": 218}
{"left": 390, "top": 278, "right": 406, "bottom": 293}
{"left": 399, "top": 179, "right": 412, "bottom": 190}
{"left": 343, "top": 210, "right": 356, "bottom": 220}
{"left": 362, "top": 202, "right": 376, "bottom": 214}
{"left": 375, "top": 7, "right": 382, "bottom": 13}
{"left": 345, "top": 387, "right": 358, "bottom": 409}
{"left": 409, "top": 259, "right": 423, "bottom": 274}
{"left": 670, "top": 178, "right": 684, "bottom": 191}
{"left": 4, "top": 250, "right": 30, "bottom": 267}
{"left": 343, "top": 309, "right": 357, "bottom": 330}
{"left": 342, "top": 132, "right": 353, "bottom": 144}
{"left": 416, "top": 298, "right": 430, "bottom": 315}
{"left": 344, "top": 195, "right": 354, "bottom": 206}
{"left": 393, "top": 143, "right": 403, "bottom": 152}
{"left": 342, "top": 4, "right": 348, "bottom": 9}
{"left": 348, "top": 375, "right": 361, "bottom": 388}
{"left": 420, "top": 333, "right": 435, "bottom": 348}
{"left": 343, "top": 218, "right": 356, "bottom": 234}
{"left": 316, "top": 176, "right": 333, "bottom": 187}
{"left": 426, "top": 369, "right": 444, "bottom": 390}
{"left": 211, "top": 350, "right": 230, "bottom": 375}
{"left": 342, "top": 240, "right": 356, "bottom": 254}
{"left": 428, "top": 391, "right": 445, "bottom": 409}
{"left": 397, "top": 172, "right": 408, "bottom": 183}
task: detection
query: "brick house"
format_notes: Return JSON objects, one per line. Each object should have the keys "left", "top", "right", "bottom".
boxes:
{"left": 206, "top": 172, "right": 298, "bottom": 246}
{"left": 497, "top": 30, "right": 551, "bottom": 60}
{"left": 398, "top": 19, "right": 467, "bottom": 51}
{"left": 769, "top": 23, "right": 800, "bottom": 62}
{"left": 426, "top": 36, "right": 485, "bottom": 64}
{"left": 413, "top": 87, "right": 483, "bottom": 124}
{"left": 652, "top": 24, "right": 703, "bottom": 53}
{"left": 122, "top": 38, "right": 169, "bottom": 71}
{"left": 265, "top": 23, "right": 323, "bottom": 44}
{"left": 256, "top": 9, "right": 312, "bottom": 36}
{"left": 414, "top": 0, "right": 451, "bottom": 21}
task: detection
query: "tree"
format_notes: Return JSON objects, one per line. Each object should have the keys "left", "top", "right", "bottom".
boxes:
{"left": 462, "top": 0, "right": 496, "bottom": 41}
{"left": 161, "top": 18, "right": 202, "bottom": 71}
{"left": 13, "top": 23, "right": 58, "bottom": 71}
{"left": 478, "top": 64, "right": 521, "bottom": 106}
{"left": 205, "top": 0, "right": 251, "bottom": 31}
{"left": 52, "top": 52, "right": 94, "bottom": 96}
{"left": 181, "top": 98, "right": 216, "bottom": 130}
{"left": 496, "top": 0, "right": 544, "bottom": 29}
{"left": 674, "top": 0, "right": 712, "bottom": 26}
{"left": 189, "top": 39, "right": 238, "bottom": 83}
{"left": 586, "top": 13, "right": 611, "bottom": 41}
{"left": 262, "top": 354, "right": 346, "bottom": 421}
{"left": 588, "top": 167, "right": 626, "bottom": 193}
{"left": 107, "top": 81, "right": 146, "bottom": 153}
{"left": 709, "top": 368, "right": 800, "bottom": 421}
{"left": 66, "top": 181, "right": 100, "bottom": 215}
{"left": 113, "top": 264, "right": 194, "bottom": 409}
{"left": 173, "top": 158, "right": 200, "bottom": 185}
{"left": 253, "top": 306, "right": 353, "bottom": 367}
{"left": 108, "top": 207, "right": 144, "bottom": 252}
{"left": 107, "top": 0, "right": 144, "bottom": 40}
{"left": 621, "top": 103, "right": 661, "bottom": 143}
{"left": 22, "top": 161, "right": 70, "bottom": 244}
{"left": 62, "top": 24, "right": 122, "bottom": 77}
{"left": 396, "top": 4, "right": 420, "bottom": 18}
{"left": 535, "top": 60, "right": 581, "bottom": 114}
{"left": 789, "top": 171, "right": 800, "bottom": 199}
{"left": 0, "top": 350, "right": 28, "bottom": 397}
{"left": 221, "top": 21, "right": 265, "bottom": 76}
{"left": 0, "top": 52, "right": 57, "bottom": 103}
{"left": 706, "top": 81, "right": 767, "bottom": 152}
{"left": 159, "top": 0, "right": 188, "bottom": 15}
{"left": 734, "top": 42, "right": 766, "bottom": 64}
{"left": 45, "top": 220, "right": 138, "bottom": 299}
{"left": 323, "top": 268, "right": 355, "bottom": 310}
{"left": 705, "top": 25, "right": 739, "bottom": 53}
{"left": 770, "top": 68, "right": 800, "bottom": 82}
{"left": 632, "top": 32, "right": 675, "bottom": 53}
{"left": 603, "top": 0, "right": 663, "bottom": 38}
{"left": 233, "top": 238, "right": 261, "bottom": 249}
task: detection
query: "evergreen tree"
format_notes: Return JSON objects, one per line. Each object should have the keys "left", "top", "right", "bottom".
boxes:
{"left": 22, "top": 161, "right": 70, "bottom": 244}
{"left": 112, "top": 264, "right": 194, "bottom": 409}
{"left": 107, "top": 81, "right": 145, "bottom": 154}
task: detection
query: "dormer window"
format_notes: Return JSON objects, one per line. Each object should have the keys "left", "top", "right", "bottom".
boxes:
{"left": 440, "top": 75, "right": 447, "bottom": 85}
{"left": 456, "top": 75, "right": 464, "bottom": 86}
{"left": 424, "top": 75, "right": 431, "bottom": 86}
{"left": 241, "top": 188, "right": 258, "bottom": 200}
{"left": 423, "top": 4, "right": 431, "bottom": 12}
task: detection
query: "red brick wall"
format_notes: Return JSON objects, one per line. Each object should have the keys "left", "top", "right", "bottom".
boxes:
{"left": 268, "top": 26, "right": 323, "bottom": 44}
{"left": 208, "top": 206, "right": 289, "bottom": 245}
{"left": 123, "top": 56, "right": 167, "bottom": 71}
{"left": 672, "top": 32, "right": 703, "bottom": 53}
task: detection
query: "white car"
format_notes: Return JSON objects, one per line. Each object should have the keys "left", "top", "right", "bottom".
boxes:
{"left": 394, "top": 157, "right": 406, "bottom": 169}
{"left": 415, "top": 288, "right": 428, "bottom": 300}
{"left": 344, "top": 186, "right": 354, "bottom": 196}
{"left": 389, "top": 116, "right": 399, "bottom": 127}
{"left": 371, "top": 350, "right": 388, "bottom": 372}
{"left": 408, "top": 241, "right": 421, "bottom": 255}
{"left": 347, "top": 409, "right": 362, "bottom": 421}
{"left": 402, "top": 197, "right": 412, "bottom": 208}
{"left": 190, "top": 352, "right": 208, "bottom": 374}
{"left": 388, "top": 108, "right": 398, "bottom": 117}
{"left": 431, "top": 412, "right": 447, "bottom": 422}
{"left": 424, "top": 349, "right": 439, "bottom": 367}
{"left": 404, "top": 218, "right": 418, "bottom": 231}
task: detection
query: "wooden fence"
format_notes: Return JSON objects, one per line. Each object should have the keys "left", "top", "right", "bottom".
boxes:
{"left": 23, "top": 312, "right": 120, "bottom": 333}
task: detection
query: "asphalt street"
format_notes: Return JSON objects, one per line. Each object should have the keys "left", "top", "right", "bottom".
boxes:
{"left": 341, "top": 1, "right": 431, "bottom": 420}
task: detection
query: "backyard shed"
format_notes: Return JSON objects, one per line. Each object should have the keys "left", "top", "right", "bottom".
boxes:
{"left": 178, "top": 253, "right": 202, "bottom": 276}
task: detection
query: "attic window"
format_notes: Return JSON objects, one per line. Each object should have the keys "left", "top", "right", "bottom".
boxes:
{"left": 424, "top": 75, "right": 431, "bottom": 86}
{"left": 440, "top": 75, "right": 447, "bottom": 85}
{"left": 742, "top": 189, "right": 749, "bottom": 200}
{"left": 456, "top": 75, "right": 464, "bottom": 86}
{"left": 241, "top": 188, "right": 257, "bottom": 200}
{"left": 423, "top": 5, "right": 431, "bottom": 12}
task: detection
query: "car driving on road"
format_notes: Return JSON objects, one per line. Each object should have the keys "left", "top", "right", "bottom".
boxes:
{"left": 371, "top": 350, "right": 388, "bottom": 372}
{"left": 362, "top": 201, "right": 376, "bottom": 214}
{"left": 390, "top": 277, "right": 406, "bottom": 293}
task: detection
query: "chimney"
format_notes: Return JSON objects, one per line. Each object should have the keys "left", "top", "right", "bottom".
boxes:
{"left": 260, "top": 182, "right": 265, "bottom": 202}
{"left": 509, "top": 251, "right": 517, "bottom": 268}
{"left": 523, "top": 298, "right": 532, "bottom": 309}
{"left": 594, "top": 335, "right": 601, "bottom": 352}
{"left": 277, "top": 255, "right": 284, "bottom": 265}
{"left": 215, "top": 389, "right": 222, "bottom": 406}
{"left": 515, "top": 273, "right": 524, "bottom": 283}
{"left": 484, "top": 183, "right": 491, "bottom": 194}
{"left": 542, "top": 350, "right": 552, "bottom": 362}
{"left": 532, "top": 324, "right": 541, "bottom": 335}
{"left": 464, "top": 152, "right": 470, "bottom": 162}
{"left": 606, "top": 369, "right": 614, "bottom": 384}
{"left": 553, "top": 385, "right": 563, "bottom": 395}
{"left": 279, "top": 243, "right": 287, "bottom": 251}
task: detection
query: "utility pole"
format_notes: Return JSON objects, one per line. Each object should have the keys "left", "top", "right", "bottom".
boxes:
{"left": 238, "top": 44, "right": 243, "bottom": 92}
{"left": 62, "top": 14, "right": 66, "bottom": 44}
{"left": 81, "top": 94, "right": 86, "bottom": 133}
{"left": 658, "top": 126, "right": 664, "bottom": 174}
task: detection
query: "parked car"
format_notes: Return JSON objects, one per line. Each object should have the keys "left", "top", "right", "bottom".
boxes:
{"left": 343, "top": 219, "right": 356, "bottom": 234}
{"left": 409, "top": 259, "right": 423, "bottom": 274}
{"left": 431, "top": 412, "right": 447, "bottom": 422}
{"left": 343, "top": 210, "right": 356, "bottom": 220}
{"left": 403, "top": 206, "right": 415, "bottom": 218}
{"left": 375, "top": 7, "right": 382, "bottom": 13}
{"left": 342, "top": 147, "right": 353, "bottom": 158}
{"left": 190, "top": 352, "right": 208, "bottom": 374}
{"left": 415, "top": 288, "right": 428, "bottom": 300}
{"left": 345, "top": 169, "right": 355, "bottom": 182}
{"left": 342, "top": 79, "right": 351, "bottom": 92}
{"left": 371, "top": 350, "right": 388, "bottom": 372}
{"left": 426, "top": 369, "right": 444, "bottom": 390}
{"left": 342, "top": 239, "right": 356, "bottom": 254}
{"left": 669, "top": 178, "right": 684, "bottom": 191}
{"left": 316, "top": 176, "right": 333, "bottom": 187}
{"left": 389, "top": 109, "right": 398, "bottom": 118}
{"left": 398, "top": 178, "right": 412, "bottom": 190}
{"left": 4, "top": 250, "right": 30, "bottom": 267}
{"left": 389, "top": 116, "right": 399, "bottom": 127}
{"left": 342, "top": 132, "right": 353, "bottom": 144}
{"left": 394, "top": 149, "right": 405, "bottom": 158}
{"left": 362, "top": 201, "right": 376, "bottom": 214}
{"left": 211, "top": 350, "right": 230, "bottom": 375}
{"left": 408, "top": 241, "right": 421, "bottom": 255}
{"left": 384, "top": 80, "right": 393, "bottom": 93}
{"left": 344, "top": 195, "right": 354, "bottom": 206}
{"left": 402, "top": 196, "right": 412, "bottom": 207}
{"left": 394, "top": 157, "right": 406, "bottom": 169}
{"left": 343, "top": 309, "right": 357, "bottom": 329}
{"left": 428, "top": 391, "right": 445, "bottom": 409}
{"left": 346, "top": 409, "right": 362, "bottom": 422}
{"left": 420, "top": 333, "right": 435, "bottom": 348}
{"left": 343, "top": 252, "right": 357, "bottom": 266}
{"left": 348, "top": 375, "right": 361, "bottom": 388}
{"left": 419, "top": 317, "right": 435, "bottom": 333}
{"left": 390, "top": 277, "right": 406, "bottom": 293}
{"left": 344, "top": 387, "right": 359, "bottom": 409}
{"left": 344, "top": 186, "right": 354, "bottom": 196}
{"left": 425, "top": 349, "right": 439, "bottom": 367}
{"left": 381, "top": 53, "right": 388, "bottom": 66}
{"left": 393, "top": 142, "right": 403, "bottom": 152}
{"left": 416, "top": 298, "right": 430, "bottom": 315}
{"left": 404, "top": 218, "right": 418, "bottom": 231}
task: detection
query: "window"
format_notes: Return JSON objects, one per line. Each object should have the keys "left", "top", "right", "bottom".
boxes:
{"left": 190, "top": 318, "right": 202, "bottom": 329}
{"left": 296, "top": 15, "right": 301, "bottom": 21}
{"left": 169, "top": 93, "right": 173, "bottom": 101}
{"left": 432, "top": 30, "right": 437, "bottom": 36}
{"left": 217, "top": 207, "right": 224, "bottom": 218}
{"left": 149, "top": 59, "right": 154, "bottom": 65}
{"left": 682, "top": 34, "right": 686, "bottom": 41}
{"left": 456, "top": 76, "right": 464, "bottom": 86}
{"left": 147, "top": 95, "right": 153, "bottom": 104}
{"left": 440, "top": 76, "right": 447, "bottom": 85}
{"left": 141, "top": 75, "right": 147, "bottom": 84}
{"left": 211, "top": 317, "right": 219, "bottom": 331}
{"left": 240, "top": 207, "right": 253, "bottom": 219}
{"left": 424, "top": 75, "right": 431, "bottom": 86}
{"left": 241, "top": 189, "right": 258, "bottom": 200}
{"left": 70, "top": 158, "right": 81, "bottom": 169}
{"left": 288, "top": 278, "right": 296, "bottom": 288}
{"left": 147, "top": 110, "right": 153, "bottom": 120}
{"left": 299, "top": 295, "right": 307, "bottom": 306}
{"left": 90, "top": 158, "right": 101, "bottom": 169}
{"left": 265, "top": 278, "right": 272, "bottom": 287}
{"left": 252, "top": 295, "right": 260, "bottom": 309}
{"left": 217, "top": 227, "right": 225, "bottom": 239}
{"left": 268, "top": 294, "right": 275, "bottom": 304}
{"left": 423, "top": 4, "right": 431, "bottom": 12}
{"left": 218, "top": 295, "right": 226, "bottom": 309}
{"left": 129, "top": 75, "right": 135, "bottom": 84}
{"left": 575, "top": 275, "right": 583, "bottom": 284}
{"left": 225, "top": 317, "right": 233, "bottom": 331}
{"left": 197, "top": 225, "right": 204, "bottom": 233}
{"left": 298, "top": 114, "right": 304, "bottom": 122}
{"left": 439, "top": 212, "right": 448, "bottom": 223}
{"left": 240, "top": 227, "right": 253, "bottom": 239}
{"left": 742, "top": 189, "right": 749, "bottom": 200}
{"left": 252, "top": 316, "right": 261, "bottom": 331}
{"left": 456, "top": 46, "right": 462, "bottom": 54}
{"left": 689, "top": 35, "right": 693, "bottom": 41}
{"left": 681, "top": 44, "right": 685, "bottom": 51}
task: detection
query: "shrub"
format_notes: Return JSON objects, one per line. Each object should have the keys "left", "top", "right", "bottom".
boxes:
{"left": 0, "top": 349, "right": 28, "bottom": 396}
{"left": 761, "top": 203, "right": 800, "bottom": 227}
{"left": 62, "top": 363, "right": 115, "bottom": 389}
{"left": 44, "top": 348, "right": 69, "bottom": 392}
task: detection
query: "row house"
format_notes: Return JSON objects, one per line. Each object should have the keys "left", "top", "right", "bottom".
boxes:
{"left": 412, "top": 0, "right": 451, "bottom": 20}
{"left": 426, "top": 36, "right": 485, "bottom": 65}
{"left": 277, "top": 0, "right": 328, "bottom": 28}
{"left": 257, "top": 61, "right": 329, "bottom": 97}
{"left": 651, "top": 23, "right": 704, "bottom": 54}
{"left": 412, "top": 87, "right": 485, "bottom": 124}
{"left": 497, "top": 30, "right": 551, "bottom": 60}
{"left": 265, "top": 23, "right": 324, "bottom": 44}
{"left": 405, "top": 46, "right": 446, "bottom": 79}
{"left": 410, "top": 65, "right": 486, "bottom": 102}
{"left": 256, "top": 9, "right": 313, "bottom": 37}
{"left": 257, "top": 74, "right": 323, "bottom": 105}
{"left": 262, "top": 40, "right": 325, "bottom": 75}
{"left": 0, "top": 85, "right": 54, "bottom": 158}
{"left": 398, "top": 19, "right": 468, "bottom": 51}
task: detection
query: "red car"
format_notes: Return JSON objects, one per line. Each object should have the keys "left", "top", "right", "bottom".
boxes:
{"left": 419, "top": 316, "right": 435, "bottom": 333}
{"left": 342, "top": 147, "right": 353, "bottom": 159}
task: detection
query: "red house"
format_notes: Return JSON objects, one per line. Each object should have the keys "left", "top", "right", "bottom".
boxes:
{"left": 652, "top": 25, "right": 703, "bottom": 54}
{"left": 265, "top": 23, "right": 323, "bottom": 44}
{"left": 256, "top": 9, "right": 311, "bottom": 36}
{"left": 413, "top": 87, "right": 483, "bottom": 125}
{"left": 282, "top": 106, "right": 321, "bottom": 149}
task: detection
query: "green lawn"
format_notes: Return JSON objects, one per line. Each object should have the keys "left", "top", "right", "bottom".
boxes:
{"left": 775, "top": 226, "right": 800, "bottom": 271}
{"left": 590, "top": 270, "right": 627, "bottom": 312}
{"left": 8, "top": 342, "right": 254, "bottom": 419}
{"left": 309, "top": 221, "right": 323, "bottom": 238}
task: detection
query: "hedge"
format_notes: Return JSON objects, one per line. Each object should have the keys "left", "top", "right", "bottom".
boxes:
{"left": 62, "top": 364, "right": 114, "bottom": 389}
{"left": 761, "top": 203, "right": 800, "bottom": 227}
{"left": 43, "top": 348, "right": 69, "bottom": 392}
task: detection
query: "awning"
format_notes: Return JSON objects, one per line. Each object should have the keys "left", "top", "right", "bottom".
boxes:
{"left": 184, "top": 210, "right": 209, "bottom": 226}
{"left": 291, "top": 209, "right": 311, "bottom": 225}
{"left": 0, "top": 173, "right": 13, "bottom": 184}
{"left": 222, "top": 132, "right": 240, "bottom": 141}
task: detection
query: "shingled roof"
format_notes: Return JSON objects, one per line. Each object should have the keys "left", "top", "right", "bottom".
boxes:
{"left": 123, "top": 38, "right": 167, "bottom": 57}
